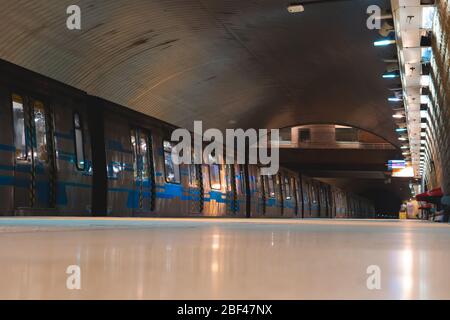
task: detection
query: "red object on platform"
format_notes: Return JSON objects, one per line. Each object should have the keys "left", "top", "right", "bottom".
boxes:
{"left": 428, "top": 187, "right": 443, "bottom": 198}
{"left": 416, "top": 187, "right": 443, "bottom": 202}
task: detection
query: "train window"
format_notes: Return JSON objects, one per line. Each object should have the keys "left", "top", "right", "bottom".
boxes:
{"left": 189, "top": 148, "right": 203, "bottom": 187}
{"left": 163, "top": 141, "right": 181, "bottom": 183}
{"left": 335, "top": 127, "right": 358, "bottom": 142}
{"left": 299, "top": 129, "right": 311, "bottom": 142}
{"left": 130, "top": 129, "right": 138, "bottom": 178}
{"left": 225, "top": 165, "right": 233, "bottom": 192}
{"left": 238, "top": 165, "right": 245, "bottom": 193}
{"left": 291, "top": 177, "right": 296, "bottom": 199}
{"left": 73, "top": 113, "right": 85, "bottom": 170}
{"left": 284, "top": 177, "right": 292, "bottom": 200}
{"left": 303, "top": 182, "right": 309, "bottom": 203}
{"left": 33, "top": 101, "right": 48, "bottom": 163}
{"left": 189, "top": 165, "right": 200, "bottom": 187}
{"left": 12, "top": 94, "right": 27, "bottom": 160}
{"left": 311, "top": 184, "right": 318, "bottom": 204}
{"left": 266, "top": 175, "right": 275, "bottom": 198}
{"left": 209, "top": 164, "right": 221, "bottom": 190}
{"left": 139, "top": 133, "right": 150, "bottom": 180}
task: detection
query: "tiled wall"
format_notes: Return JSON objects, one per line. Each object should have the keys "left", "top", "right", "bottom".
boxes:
{"left": 426, "top": 0, "right": 450, "bottom": 193}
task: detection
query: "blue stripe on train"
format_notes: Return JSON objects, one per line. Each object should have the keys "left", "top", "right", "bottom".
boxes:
{"left": 107, "top": 140, "right": 133, "bottom": 154}
{"left": 108, "top": 182, "right": 231, "bottom": 209}
{"left": 0, "top": 142, "right": 92, "bottom": 174}
{"left": 0, "top": 174, "right": 93, "bottom": 206}
{"left": 0, "top": 144, "right": 16, "bottom": 152}
{"left": 2, "top": 174, "right": 248, "bottom": 211}
{"left": 54, "top": 131, "right": 74, "bottom": 140}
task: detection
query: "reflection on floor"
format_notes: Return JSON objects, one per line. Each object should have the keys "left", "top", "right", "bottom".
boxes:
{"left": 0, "top": 217, "right": 449, "bottom": 300}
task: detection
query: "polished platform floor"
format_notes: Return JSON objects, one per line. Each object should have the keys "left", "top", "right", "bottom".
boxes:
{"left": 0, "top": 218, "right": 449, "bottom": 300}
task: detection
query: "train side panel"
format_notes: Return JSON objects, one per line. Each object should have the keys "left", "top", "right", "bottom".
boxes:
{"left": 53, "top": 96, "right": 93, "bottom": 215}
{"left": 279, "top": 169, "right": 298, "bottom": 217}
{"left": 261, "top": 174, "right": 283, "bottom": 217}
{"left": 104, "top": 115, "right": 135, "bottom": 216}
{"left": 0, "top": 87, "right": 15, "bottom": 215}
{"left": 153, "top": 134, "right": 190, "bottom": 216}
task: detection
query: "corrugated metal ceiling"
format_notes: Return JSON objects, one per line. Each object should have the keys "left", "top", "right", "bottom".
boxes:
{"left": 0, "top": 0, "right": 397, "bottom": 144}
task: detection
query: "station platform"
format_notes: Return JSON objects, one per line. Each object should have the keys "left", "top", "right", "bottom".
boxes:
{"left": 0, "top": 218, "right": 449, "bottom": 300}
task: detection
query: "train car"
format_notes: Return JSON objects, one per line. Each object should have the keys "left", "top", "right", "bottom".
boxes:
{"left": 101, "top": 108, "right": 254, "bottom": 218}
{"left": 0, "top": 61, "right": 93, "bottom": 216}
{"left": 0, "top": 60, "right": 377, "bottom": 220}
{"left": 100, "top": 99, "right": 211, "bottom": 217}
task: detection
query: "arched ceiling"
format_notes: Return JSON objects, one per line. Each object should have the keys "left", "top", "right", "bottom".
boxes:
{"left": 0, "top": 0, "right": 399, "bottom": 145}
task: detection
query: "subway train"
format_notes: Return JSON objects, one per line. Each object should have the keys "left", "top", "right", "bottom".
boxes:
{"left": 0, "top": 60, "right": 375, "bottom": 218}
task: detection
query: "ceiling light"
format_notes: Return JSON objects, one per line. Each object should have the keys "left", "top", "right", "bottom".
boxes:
{"left": 374, "top": 39, "right": 396, "bottom": 46}
{"left": 383, "top": 73, "right": 399, "bottom": 79}
{"left": 287, "top": 4, "right": 304, "bottom": 13}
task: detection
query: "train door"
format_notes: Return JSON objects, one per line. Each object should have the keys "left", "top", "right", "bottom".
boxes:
{"left": 277, "top": 174, "right": 284, "bottom": 217}
{"left": 130, "top": 128, "right": 155, "bottom": 215}
{"left": 235, "top": 164, "right": 251, "bottom": 217}
{"left": 291, "top": 177, "right": 299, "bottom": 217}
{"left": 12, "top": 94, "right": 56, "bottom": 211}
{"left": 247, "top": 165, "right": 262, "bottom": 217}
{"left": 189, "top": 164, "right": 203, "bottom": 214}
{"left": 258, "top": 173, "right": 267, "bottom": 217}
{"left": 301, "top": 177, "right": 310, "bottom": 218}
{"left": 310, "top": 183, "right": 319, "bottom": 217}
{"left": 282, "top": 175, "right": 294, "bottom": 217}
{"left": 263, "top": 174, "right": 280, "bottom": 217}
{"left": 320, "top": 186, "right": 328, "bottom": 218}
{"left": 296, "top": 175, "right": 304, "bottom": 218}
{"left": 225, "top": 164, "right": 237, "bottom": 216}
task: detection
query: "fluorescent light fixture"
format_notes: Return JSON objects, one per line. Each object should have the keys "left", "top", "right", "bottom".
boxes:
{"left": 401, "top": 145, "right": 409, "bottom": 149}
{"left": 396, "top": 128, "right": 407, "bottom": 132}
{"left": 374, "top": 39, "right": 396, "bottom": 46}
{"left": 392, "top": 166, "right": 414, "bottom": 178}
{"left": 287, "top": 4, "right": 304, "bottom": 13}
{"left": 399, "top": 137, "right": 408, "bottom": 141}
{"left": 422, "top": 7, "right": 436, "bottom": 29}
{"left": 383, "top": 73, "right": 399, "bottom": 79}
{"left": 421, "top": 95, "right": 430, "bottom": 104}
{"left": 389, "top": 97, "right": 403, "bottom": 102}
{"left": 420, "top": 75, "right": 430, "bottom": 86}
